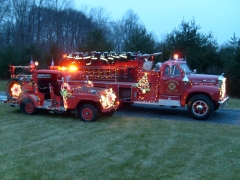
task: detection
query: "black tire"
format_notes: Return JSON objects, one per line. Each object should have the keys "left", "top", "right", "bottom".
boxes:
{"left": 21, "top": 99, "right": 36, "bottom": 115}
{"left": 5, "top": 78, "right": 22, "bottom": 100}
{"left": 118, "top": 102, "right": 132, "bottom": 110}
{"left": 79, "top": 104, "right": 98, "bottom": 122}
{"left": 187, "top": 95, "right": 214, "bottom": 120}
{"left": 214, "top": 103, "right": 220, "bottom": 111}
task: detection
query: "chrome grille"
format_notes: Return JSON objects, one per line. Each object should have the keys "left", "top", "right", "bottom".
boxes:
{"left": 219, "top": 78, "right": 226, "bottom": 99}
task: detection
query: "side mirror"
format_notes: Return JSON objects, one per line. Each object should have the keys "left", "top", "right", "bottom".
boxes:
{"left": 182, "top": 69, "right": 189, "bottom": 83}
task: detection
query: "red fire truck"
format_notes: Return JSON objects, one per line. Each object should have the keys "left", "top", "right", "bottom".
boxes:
{"left": 4, "top": 62, "right": 119, "bottom": 122}
{"left": 59, "top": 51, "right": 229, "bottom": 120}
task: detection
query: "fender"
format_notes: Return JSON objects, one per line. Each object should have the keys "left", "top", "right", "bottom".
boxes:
{"left": 66, "top": 93, "right": 101, "bottom": 109}
{"left": 20, "top": 94, "right": 40, "bottom": 107}
{"left": 181, "top": 85, "right": 220, "bottom": 105}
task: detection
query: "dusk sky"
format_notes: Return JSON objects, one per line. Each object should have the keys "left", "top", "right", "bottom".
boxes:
{"left": 74, "top": 0, "right": 240, "bottom": 45}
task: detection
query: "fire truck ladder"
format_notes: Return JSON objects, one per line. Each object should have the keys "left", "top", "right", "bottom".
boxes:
{"left": 78, "top": 66, "right": 136, "bottom": 82}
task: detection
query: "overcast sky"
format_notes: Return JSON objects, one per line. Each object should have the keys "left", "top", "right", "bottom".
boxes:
{"left": 74, "top": 0, "right": 240, "bottom": 45}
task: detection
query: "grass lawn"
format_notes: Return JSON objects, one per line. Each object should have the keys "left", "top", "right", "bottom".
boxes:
{"left": 0, "top": 79, "right": 8, "bottom": 92}
{"left": 1, "top": 102, "right": 240, "bottom": 180}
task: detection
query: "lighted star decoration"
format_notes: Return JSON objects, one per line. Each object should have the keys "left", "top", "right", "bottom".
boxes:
{"left": 100, "top": 88, "right": 116, "bottom": 108}
{"left": 11, "top": 83, "right": 22, "bottom": 96}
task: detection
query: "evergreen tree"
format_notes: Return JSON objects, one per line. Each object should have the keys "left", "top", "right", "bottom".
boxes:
{"left": 219, "top": 34, "right": 240, "bottom": 97}
{"left": 160, "top": 20, "right": 221, "bottom": 74}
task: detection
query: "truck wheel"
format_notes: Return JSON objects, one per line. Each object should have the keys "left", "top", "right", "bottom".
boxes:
{"left": 214, "top": 103, "right": 220, "bottom": 111}
{"left": 21, "top": 99, "right": 36, "bottom": 115}
{"left": 79, "top": 104, "right": 98, "bottom": 122}
{"left": 187, "top": 95, "right": 214, "bottom": 120}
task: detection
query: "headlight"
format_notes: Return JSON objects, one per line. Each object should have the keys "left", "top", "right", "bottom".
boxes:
{"left": 218, "top": 80, "right": 222, "bottom": 87}
{"left": 218, "top": 75, "right": 224, "bottom": 88}
{"left": 219, "top": 78, "right": 226, "bottom": 99}
{"left": 218, "top": 74, "right": 227, "bottom": 99}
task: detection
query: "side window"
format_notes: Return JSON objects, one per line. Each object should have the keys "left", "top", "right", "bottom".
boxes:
{"left": 164, "top": 65, "right": 181, "bottom": 76}
{"left": 173, "top": 66, "right": 180, "bottom": 76}
{"left": 164, "top": 66, "right": 170, "bottom": 76}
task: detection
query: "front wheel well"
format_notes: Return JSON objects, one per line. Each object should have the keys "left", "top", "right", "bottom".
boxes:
{"left": 76, "top": 100, "right": 100, "bottom": 110}
{"left": 185, "top": 92, "right": 214, "bottom": 105}
{"left": 74, "top": 101, "right": 101, "bottom": 117}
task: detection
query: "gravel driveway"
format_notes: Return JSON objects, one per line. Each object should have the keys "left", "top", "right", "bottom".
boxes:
{"left": 1, "top": 92, "right": 239, "bottom": 126}
{"left": 0, "top": 92, "right": 6, "bottom": 101}
{"left": 116, "top": 104, "right": 240, "bottom": 126}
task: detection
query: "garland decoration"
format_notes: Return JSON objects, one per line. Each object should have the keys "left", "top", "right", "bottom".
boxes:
{"left": 60, "top": 83, "right": 72, "bottom": 100}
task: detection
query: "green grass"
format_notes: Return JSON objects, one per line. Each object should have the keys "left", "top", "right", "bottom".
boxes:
{"left": 0, "top": 80, "right": 8, "bottom": 92}
{"left": 227, "top": 97, "right": 240, "bottom": 109}
{"left": 1, "top": 103, "right": 240, "bottom": 180}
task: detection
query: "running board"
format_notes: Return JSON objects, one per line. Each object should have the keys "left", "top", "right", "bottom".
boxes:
{"left": 134, "top": 99, "right": 181, "bottom": 106}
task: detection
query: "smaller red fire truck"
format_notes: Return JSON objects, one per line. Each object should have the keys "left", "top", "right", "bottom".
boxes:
{"left": 4, "top": 61, "right": 119, "bottom": 122}
{"left": 59, "top": 51, "right": 229, "bottom": 120}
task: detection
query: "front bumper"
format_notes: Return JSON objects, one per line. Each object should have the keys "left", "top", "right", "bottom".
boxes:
{"left": 101, "top": 103, "right": 119, "bottom": 113}
{"left": 218, "top": 96, "right": 229, "bottom": 108}
{"left": 4, "top": 100, "right": 19, "bottom": 106}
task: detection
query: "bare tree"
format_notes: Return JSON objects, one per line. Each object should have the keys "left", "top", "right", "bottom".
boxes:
{"left": 0, "top": 0, "right": 11, "bottom": 48}
{"left": 11, "top": 0, "right": 32, "bottom": 47}
{"left": 0, "top": 0, "right": 10, "bottom": 23}
{"left": 110, "top": 9, "right": 142, "bottom": 52}
{"left": 48, "top": 0, "right": 72, "bottom": 10}
{"left": 81, "top": 6, "right": 114, "bottom": 52}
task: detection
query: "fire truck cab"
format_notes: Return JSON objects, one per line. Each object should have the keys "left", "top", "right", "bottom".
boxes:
{"left": 59, "top": 51, "right": 229, "bottom": 120}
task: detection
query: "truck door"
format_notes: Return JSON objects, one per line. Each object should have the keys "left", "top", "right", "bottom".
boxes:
{"left": 161, "top": 64, "right": 183, "bottom": 95}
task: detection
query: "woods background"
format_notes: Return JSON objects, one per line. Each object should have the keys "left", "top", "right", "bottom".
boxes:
{"left": 0, "top": 0, "right": 239, "bottom": 97}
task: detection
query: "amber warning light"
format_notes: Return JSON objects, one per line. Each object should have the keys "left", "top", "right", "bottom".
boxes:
{"left": 58, "top": 66, "right": 67, "bottom": 71}
{"left": 69, "top": 65, "right": 78, "bottom": 71}
{"left": 58, "top": 66, "right": 78, "bottom": 71}
{"left": 173, "top": 54, "right": 178, "bottom": 60}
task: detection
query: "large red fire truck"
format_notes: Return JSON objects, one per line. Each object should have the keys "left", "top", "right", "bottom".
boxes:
{"left": 4, "top": 61, "right": 119, "bottom": 122}
{"left": 58, "top": 51, "right": 229, "bottom": 120}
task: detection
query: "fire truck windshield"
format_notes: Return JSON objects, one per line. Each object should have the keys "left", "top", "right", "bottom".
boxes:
{"left": 179, "top": 63, "right": 192, "bottom": 74}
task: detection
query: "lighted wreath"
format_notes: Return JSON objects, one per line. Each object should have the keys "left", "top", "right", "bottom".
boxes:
{"left": 11, "top": 83, "right": 22, "bottom": 96}
{"left": 135, "top": 72, "right": 150, "bottom": 94}
{"left": 100, "top": 88, "right": 117, "bottom": 108}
